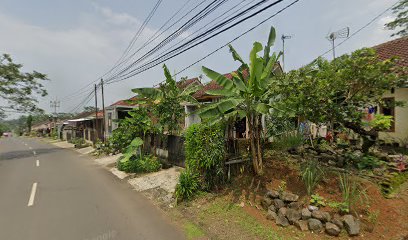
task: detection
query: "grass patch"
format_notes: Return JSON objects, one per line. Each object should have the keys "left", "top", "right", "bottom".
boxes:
{"left": 184, "top": 222, "right": 205, "bottom": 240}
{"left": 199, "top": 199, "right": 287, "bottom": 240}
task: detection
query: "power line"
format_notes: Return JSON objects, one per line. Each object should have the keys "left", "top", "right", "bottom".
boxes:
{"left": 102, "top": 0, "right": 164, "bottom": 80}
{"left": 59, "top": 0, "right": 206, "bottom": 104}
{"left": 104, "top": 0, "right": 202, "bottom": 81}
{"left": 105, "top": 0, "right": 231, "bottom": 83}
{"left": 59, "top": 0, "right": 164, "bottom": 103}
{"left": 107, "top": 0, "right": 299, "bottom": 86}
{"left": 67, "top": 89, "right": 94, "bottom": 113}
{"left": 143, "top": 0, "right": 255, "bottom": 69}
{"left": 108, "top": 0, "right": 288, "bottom": 83}
{"left": 315, "top": 1, "right": 399, "bottom": 60}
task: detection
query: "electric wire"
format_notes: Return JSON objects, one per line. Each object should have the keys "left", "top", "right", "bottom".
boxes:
{"left": 106, "top": 0, "right": 299, "bottom": 86}
{"left": 102, "top": 0, "right": 164, "bottom": 80}
{"left": 108, "top": 0, "right": 286, "bottom": 83}
{"left": 104, "top": 0, "right": 231, "bottom": 83}
{"left": 59, "top": 0, "right": 163, "bottom": 103}
{"left": 104, "top": 0, "right": 203, "bottom": 81}
{"left": 315, "top": 1, "right": 399, "bottom": 60}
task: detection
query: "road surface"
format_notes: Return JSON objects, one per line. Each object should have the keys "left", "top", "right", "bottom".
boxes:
{"left": 0, "top": 137, "right": 184, "bottom": 240}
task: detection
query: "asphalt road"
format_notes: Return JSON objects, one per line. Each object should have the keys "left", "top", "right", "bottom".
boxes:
{"left": 0, "top": 137, "right": 184, "bottom": 240}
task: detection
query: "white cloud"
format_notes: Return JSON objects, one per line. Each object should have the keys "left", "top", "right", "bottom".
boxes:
{"left": 92, "top": 3, "right": 140, "bottom": 26}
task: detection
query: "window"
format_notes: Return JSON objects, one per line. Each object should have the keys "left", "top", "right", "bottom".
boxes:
{"left": 380, "top": 97, "right": 395, "bottom": 132}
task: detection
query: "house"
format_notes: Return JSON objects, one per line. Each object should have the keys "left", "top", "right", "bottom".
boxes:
{"left": 104, "top": 97, "right": 139, "bottom": 138}
{"left": 66, "top": 111, "right": 104, "bottom": 143}
{"left": 372, "top": 37, "right": 408, "bottom": 145}
{"left": 31, "top": 121, "right": 51, "bottom": 136}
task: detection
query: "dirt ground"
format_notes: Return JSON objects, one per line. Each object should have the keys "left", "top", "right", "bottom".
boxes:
{"left": 169, "top": 156, "right": 408, "bottom": 240}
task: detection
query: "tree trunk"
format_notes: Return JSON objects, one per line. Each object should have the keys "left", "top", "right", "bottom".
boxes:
{"left": 248, "top": 113, "right": 263, "bottom": 175}
{"left": 248, "top": 114, "right": 258, "bottom": 174}
{"left": 344, "top": 122, "right": 378, "bottom": 153}
{"left": 255, "top": 115, "right": 263, "bottom": 174}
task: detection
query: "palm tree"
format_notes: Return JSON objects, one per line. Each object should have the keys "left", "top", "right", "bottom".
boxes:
{"left": 198, "top": 26, "right": 282, "bottom": 175}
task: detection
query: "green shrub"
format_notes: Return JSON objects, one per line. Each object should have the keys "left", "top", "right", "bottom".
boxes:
{"left": 356, "top": 155, "right": 384, "bottom": 170}
{"left": 175, "top": 168, "right": 200, "bottom": 201}
{"left": 110, "top": 108, "right": 153, "bottom": 153}
{"left": 184, "top": 123, "right": 226, "bottom": 191}
{"left": 70, "top": 137, "right": 88, "bottom": 148}
{"left": 116, "top": 137, "right": 161, "bottom": 173}
{"left": 310, "top": 194, "right": 326, "bottom": 207}
{"left": 117, "top": 155, "right": 161, "bottom": 173}
{"left": 94, "top": 139, "right": 115, "bottom": 156}
{"left": 301, "top": 160, "right": 323, "bottom": 195}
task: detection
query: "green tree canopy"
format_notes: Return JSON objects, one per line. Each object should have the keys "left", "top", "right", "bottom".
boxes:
{"left": 385, "top": 0, "right": 408, "bottom": 37}
{"left": 280, "top": 48, "right": 407, "bottom": 152}
{"left": 0, "top": 54, "right": 48, "bottom": 117}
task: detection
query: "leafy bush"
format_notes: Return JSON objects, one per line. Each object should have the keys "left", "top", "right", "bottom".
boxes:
{"left": 175, "top": 123, "right": 225, "bottom": 202}
{"left": 110, "top": 108, "right": 153, "bottom": 153}
{"left": 356, "top": 155, "right": 384, "bottom": 170}
{"left": 184, "top": 123, "right": 226, "bottom": 191}
{"left": 328, "top": 201, "right": 349, "bottom": 213}
{"left": 116, "top": 137, "right": 161, "bottom": 173}
{"left": 175, "top": 168, "right": 200, "bottom": 201}
{"left": 301, "top": 160, "right": 324, "bottom": 195}
{"left": 70, "top": 137, "right": 88, "bottom": 148}
{"left": 310, "top": 194, "right": 326, "bottom": 207}
{"left": 94, "top": 139, "right": 115, "bottom": 156}
{"left": 117, "top": 155, "right": 161, "bottom": 173}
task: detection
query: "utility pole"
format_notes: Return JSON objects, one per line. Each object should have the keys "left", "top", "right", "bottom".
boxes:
{"left": 50, "top": 97, "right": 60, "bottom": 136}
{"left": 94, "top": 84, "right": 99, "bottom": 141}
{"left": 281, "top": 34, "right": 292, "bottom": 72}
{"left": 100, "top": 79, "right": 106, "bottom": 142}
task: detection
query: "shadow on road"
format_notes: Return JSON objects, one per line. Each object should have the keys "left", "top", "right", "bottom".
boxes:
{"left": 0, "top": 148, "right": 64, "bottom": 161}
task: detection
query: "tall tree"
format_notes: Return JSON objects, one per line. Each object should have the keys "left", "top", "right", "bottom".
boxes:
{"left": 0, "top": 54, "right": 48, "bottom": 117}
{"left": 280, "top": 48, "right": 407, "bottom": 152}
{"left": 385, "top": 0, "right": 408, "bottom": 37}
{"left": 198, "top": 26, "right": 282, "bottom": 175}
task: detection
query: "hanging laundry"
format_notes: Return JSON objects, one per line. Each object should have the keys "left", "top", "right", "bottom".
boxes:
{"left": 318, "top": 125, "right": 328, "bottom": 138}
{"left": 310, "top": 123, "right": 317, "bottom": 138}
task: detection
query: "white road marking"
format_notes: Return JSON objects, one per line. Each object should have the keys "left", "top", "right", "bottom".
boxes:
{"left": 33, "top": 151, "right": 36, "bottom": 155}
{"left": 29, "top": 147, "right": 32, "bottom": 150}
{"left": 24, "top": 143, "right": 27, "bottom": 146}
{"left": 36, "top": 160, "right": 40, "bottom": 167}
{"left": 27, "top": 182, "right": 38, "bottom": 207}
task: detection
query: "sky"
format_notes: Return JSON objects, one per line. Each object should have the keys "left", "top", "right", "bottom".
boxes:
{"left": 0, "top": 0, "right": 401, "bottom": 118}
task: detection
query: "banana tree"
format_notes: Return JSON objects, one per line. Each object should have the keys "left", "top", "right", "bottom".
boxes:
{"left": 132, "top": 64, "right": 200, "bottom": 135}
{"left": 198, "top": 26, "right": 282, "bottom": 175}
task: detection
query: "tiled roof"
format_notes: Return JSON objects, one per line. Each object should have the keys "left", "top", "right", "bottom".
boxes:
{"left": 373, "top": 36, "right": 408, "bottom": 67}
{"left": 193, "top": 68, "right": 250, "bottom": 100}
{"left": 177, "top": 77, "right": 202, "bottom": 90}
{"left": 108, "top": 96, "right": 139, "bottom": 107}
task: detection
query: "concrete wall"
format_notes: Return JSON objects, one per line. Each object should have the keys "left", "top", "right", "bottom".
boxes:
{"left": 184, "top": 105, "right": 201, "bottom": 129}
{"left": 379, "top": 88, "right": 408, "bottom": 145}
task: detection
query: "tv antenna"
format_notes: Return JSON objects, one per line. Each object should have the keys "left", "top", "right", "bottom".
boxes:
{"left": 326, "top": 27, "right": 349, "bottom": 59}
{"left": 281, "top": 34, "right": 292, "bottom": 72}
